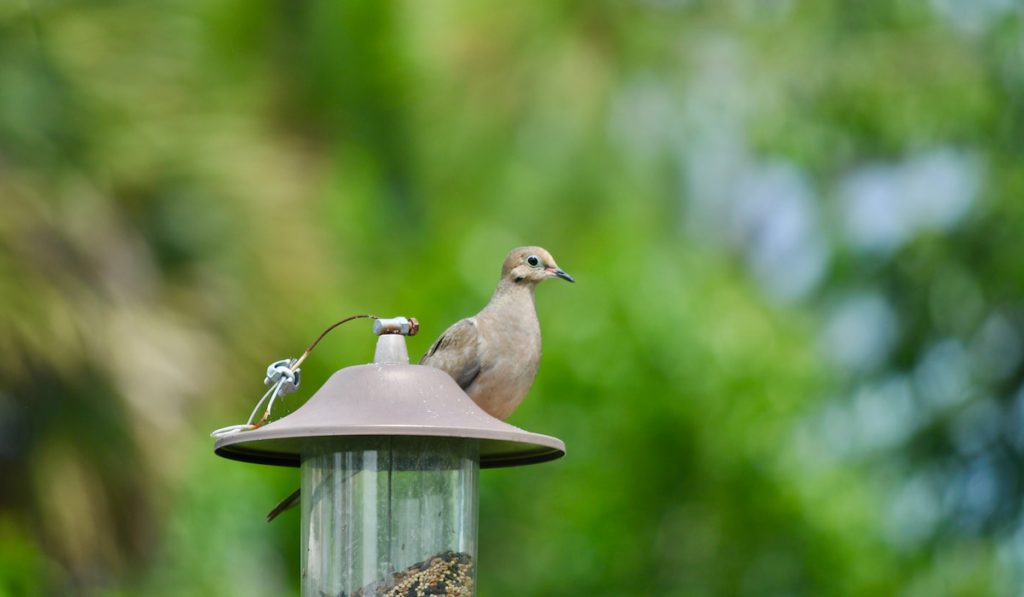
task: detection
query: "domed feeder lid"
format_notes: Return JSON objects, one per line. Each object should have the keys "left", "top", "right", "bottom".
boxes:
{"left": 214, "top": 334, "right": 565, "bottom": 468}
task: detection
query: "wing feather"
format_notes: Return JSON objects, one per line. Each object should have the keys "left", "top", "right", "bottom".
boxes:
{"left": 420, "top": 318, "right": 482, "bottom": 390}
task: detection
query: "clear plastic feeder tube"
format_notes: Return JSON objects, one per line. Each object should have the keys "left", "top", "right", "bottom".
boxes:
{"left": 301, "top": 437, "right": 479, "bottom": 597}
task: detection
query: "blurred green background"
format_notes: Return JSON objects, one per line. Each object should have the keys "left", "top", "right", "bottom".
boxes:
{"left": 3, "top": 0, "right": 1024, "bottom": 595}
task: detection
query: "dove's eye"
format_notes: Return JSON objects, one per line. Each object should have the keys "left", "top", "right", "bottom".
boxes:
{"left": 526, "top": 255, "right": 541, "bottom": 267}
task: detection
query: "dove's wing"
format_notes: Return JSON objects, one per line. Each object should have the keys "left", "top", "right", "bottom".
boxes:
{"left": 420, "top": 318, "right": 482, "bottom": 391}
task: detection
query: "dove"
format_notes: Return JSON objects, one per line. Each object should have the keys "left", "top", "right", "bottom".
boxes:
{"left": 266, "top": 246, "right": 573, "bottom": 521}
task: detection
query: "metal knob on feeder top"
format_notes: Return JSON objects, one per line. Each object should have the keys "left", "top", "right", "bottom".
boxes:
{"left": 373, "top": 316, "right": 419, "bottom": 337}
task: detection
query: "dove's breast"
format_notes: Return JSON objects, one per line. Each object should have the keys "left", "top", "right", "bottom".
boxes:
{"left": 469, "top": 308, "right": 541, "bottom": 421}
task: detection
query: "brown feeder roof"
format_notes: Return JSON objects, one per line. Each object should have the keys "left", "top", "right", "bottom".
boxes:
{"left": 214, "top": 335, "right": 565, "bottom": 468}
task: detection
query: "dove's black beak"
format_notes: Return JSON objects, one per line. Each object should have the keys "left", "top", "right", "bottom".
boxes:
{"left": 548, "top": 267, "right": 575, "bottom": 283}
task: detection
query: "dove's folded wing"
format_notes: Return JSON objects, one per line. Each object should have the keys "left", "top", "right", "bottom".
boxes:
{"left": 420, "top": 318, "right": 482, "bottom": 391}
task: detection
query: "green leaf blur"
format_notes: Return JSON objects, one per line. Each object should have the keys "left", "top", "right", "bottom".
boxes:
{"left": 2, "top": 0, "right": 1023, "bottom": 595}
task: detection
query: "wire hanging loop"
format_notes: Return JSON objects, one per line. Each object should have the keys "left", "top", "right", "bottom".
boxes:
{"left": 210, "top": 314, "right": 382, "bottom": 439}
{"left": 246, "top": 358, "right": 301, "bottom": 428}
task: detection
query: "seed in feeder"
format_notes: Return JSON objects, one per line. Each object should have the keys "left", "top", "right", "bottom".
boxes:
{"left": 349, "top": 551, "right": 474, "bottom": 597}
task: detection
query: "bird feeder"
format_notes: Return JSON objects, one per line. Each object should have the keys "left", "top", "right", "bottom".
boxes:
{"left": 214, "top": 322, "right": 565, "bottom": 597}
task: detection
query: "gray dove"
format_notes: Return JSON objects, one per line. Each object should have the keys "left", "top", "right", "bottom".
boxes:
{"left": 420, "top": 246, "right": 574, "bottom": 418}
{"left": 266, "top": 246, "right": 573, "bottom": 521}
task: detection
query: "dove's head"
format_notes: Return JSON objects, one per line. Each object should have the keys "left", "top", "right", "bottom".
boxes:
{"left": 502, "top": 246, "right": 575, "bottom": 286}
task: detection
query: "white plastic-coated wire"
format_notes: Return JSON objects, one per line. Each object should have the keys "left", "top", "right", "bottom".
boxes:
{"left": 209, "top": 314, "right": 381, "bottom": 439}
{"left": 254, "top": 377, "right": 287, "bottom": 425}
{"left": 210, "top": 371, "right": 288, "bottom": 439}
{"left": 247, "top": 378, "right": 284, "bottom": 425}
{"left": 210, "top": 423, "right": 254, "bottom": 438}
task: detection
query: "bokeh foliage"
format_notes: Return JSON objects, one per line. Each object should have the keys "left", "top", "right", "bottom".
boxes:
{"left": 2, "top": 0, "right": 1023, "bottom": 595}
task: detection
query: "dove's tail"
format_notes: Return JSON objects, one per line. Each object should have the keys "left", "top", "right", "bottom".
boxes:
{"left": 267, "top": 488, "right": 301, "bottom": 522}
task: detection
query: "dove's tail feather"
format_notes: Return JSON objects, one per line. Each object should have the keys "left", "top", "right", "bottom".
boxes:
{"left": 267, "top": 488, "right": 301, "bottom": 522}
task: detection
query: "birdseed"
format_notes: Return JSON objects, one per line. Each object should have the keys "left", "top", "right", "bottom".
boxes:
{"left": 349, "top": 551, "right": 474, "bottom": 597}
